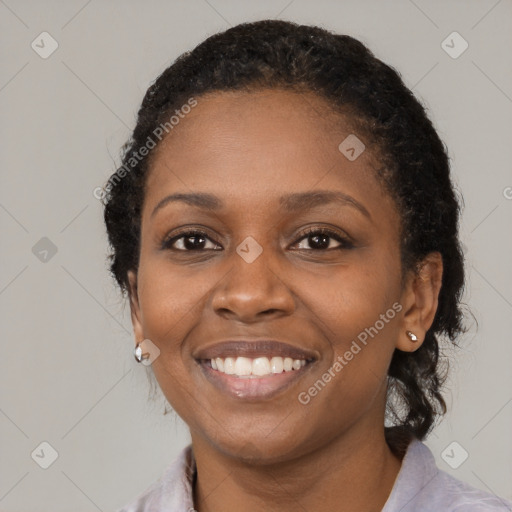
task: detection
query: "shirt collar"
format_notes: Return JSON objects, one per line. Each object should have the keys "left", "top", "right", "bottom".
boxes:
{"left": 381, "top": 438, "right": 439, "bottom": 511}
{"left": 154, "top": 443, "right": 196, "bottom": 511}
{"left": 159, "top": 437, "right": 435, "bottom": 511}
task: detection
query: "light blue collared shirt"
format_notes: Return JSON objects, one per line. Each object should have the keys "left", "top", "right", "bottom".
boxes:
{"left": 117, "top": 438, "right": 512, "bottom": 511}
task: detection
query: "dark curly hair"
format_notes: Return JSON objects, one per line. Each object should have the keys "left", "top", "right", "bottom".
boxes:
{"left": 102, "top": 19, "right": 466, "bottom": 455}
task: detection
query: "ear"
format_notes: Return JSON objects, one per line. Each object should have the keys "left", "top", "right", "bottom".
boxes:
{"left": 127, "top": 270, "right": 144, "bottom": 343}
{"left": 396, "top": 252, "right": 443, "bottom": 352}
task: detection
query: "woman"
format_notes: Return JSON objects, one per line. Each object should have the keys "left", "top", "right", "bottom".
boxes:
{"left": 103, "top": 19, "right": 511, "bottom": 512}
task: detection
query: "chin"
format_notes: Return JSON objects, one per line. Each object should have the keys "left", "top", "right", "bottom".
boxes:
{"left": 200, "top": 425, "right": 316, "bottom": 466}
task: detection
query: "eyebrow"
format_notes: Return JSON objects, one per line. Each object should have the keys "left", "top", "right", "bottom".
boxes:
{"left": 150, "top": 190, "right": 370, "bottom": 219}
{"left": 280, "top": 190, "right": 370, "bottom": 218}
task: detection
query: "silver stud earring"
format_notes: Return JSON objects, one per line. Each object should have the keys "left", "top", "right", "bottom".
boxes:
{"left": 133, "top": 339, "right": 160, "bottom": 366}
{"left": 134, "top": 342, "right": 148, "bottom": 363}
{"left": 406, "top": 330, "right": 418, "bottom": 342}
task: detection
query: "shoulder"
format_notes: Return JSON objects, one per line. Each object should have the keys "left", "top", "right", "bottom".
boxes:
{"left": 435, "top": 469, "right": 512, "bottom": 511}
{"left": 382, "top": 438, "right": 512, "bottom": 512}
{"left": 115, "top": 445, "right": 196, "bottom": 512}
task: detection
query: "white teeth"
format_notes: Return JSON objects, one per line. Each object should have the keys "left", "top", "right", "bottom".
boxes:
{"left": 252, "top": 357, "right": 271, "bottom": 376}
{"left": 234, "top": 356, "right": 252, "bottom": 376}
{"left": 224, "top": 357, "right": 235, "bottom": 374}
{"left": 209, "top": 355, "right": 308, "bottom": 377}
{"left": 270, "top": 356, "right": 283, "bottom": 374}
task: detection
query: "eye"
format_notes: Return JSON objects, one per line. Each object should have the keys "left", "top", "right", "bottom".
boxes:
{"left": 161, "top": 226, "right": 353, "bottom": 253}
{"left": 161, "top": 229, "right": 222, "bottom": 252}
{"left": 291, "top": 227, "right": 354, "bottom": 251}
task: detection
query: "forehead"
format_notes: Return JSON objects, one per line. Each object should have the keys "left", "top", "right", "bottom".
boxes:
{"left": 150, "top": 89, "right": 363, "bottom": 166}
{"left": 143, "top": 89, "right": 394, "bottom": 220}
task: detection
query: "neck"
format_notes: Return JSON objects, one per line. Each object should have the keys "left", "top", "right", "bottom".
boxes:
{"left": 191, "top": 421, "right": 404, "bottom": 512}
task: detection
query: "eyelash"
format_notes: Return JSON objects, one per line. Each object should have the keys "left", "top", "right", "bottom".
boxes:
{"left": 161, "top": 226, "right": 354, "bottom": 252}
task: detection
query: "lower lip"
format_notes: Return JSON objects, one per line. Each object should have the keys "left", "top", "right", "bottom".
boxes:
{"left": 197, "top": 360, "right": 314, "bottom": 400}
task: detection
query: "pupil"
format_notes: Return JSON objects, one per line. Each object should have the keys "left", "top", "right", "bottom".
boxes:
{"left": 185, "top": 234, "right": 205, "bottom": 250}
{"left": 311, "top": 234, "right": 329, "bottom": 249}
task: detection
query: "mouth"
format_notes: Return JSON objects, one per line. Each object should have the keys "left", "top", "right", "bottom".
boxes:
{"left": 194, "top": 340, "right": 318, "bottom": 400}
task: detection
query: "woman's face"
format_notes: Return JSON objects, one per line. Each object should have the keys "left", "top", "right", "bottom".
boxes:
{"left": 128, "top": 89, "right": 412, "bottom": 463}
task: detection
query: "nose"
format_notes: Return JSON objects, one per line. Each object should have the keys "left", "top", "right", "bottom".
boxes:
{"left": 211, "top": 246, "right": 295, "bottom": 323}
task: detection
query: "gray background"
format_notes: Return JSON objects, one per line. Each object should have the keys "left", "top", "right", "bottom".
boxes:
{"left": 1, "top": 0, "right": 511, "bottom": 510}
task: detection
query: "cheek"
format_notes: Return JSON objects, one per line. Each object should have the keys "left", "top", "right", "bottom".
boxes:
{"left": 136, "top": 263, "right": 206, "bottom": 420}
{"left": 136, "top": 260, "right": 202, "bottom": 366}
{"left": 310, "top": 251, "right": 402, "bottom": 392}
{"left": 318, "top": 254, "right": 401, "bottom": 340}
{"left": 298, "top": 284, "right": 401, "bottom": 432}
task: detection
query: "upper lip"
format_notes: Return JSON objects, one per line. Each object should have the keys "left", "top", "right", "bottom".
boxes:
{"left": 193, "top": 339, "right": 319, "bottom": 361}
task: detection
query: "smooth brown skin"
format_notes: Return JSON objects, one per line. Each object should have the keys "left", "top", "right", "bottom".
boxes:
{"left": 127, "top": 89, "right": 443, "bottom": 512}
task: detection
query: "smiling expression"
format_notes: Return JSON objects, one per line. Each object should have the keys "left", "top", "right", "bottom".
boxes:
{"left": 128, "top": 88, "right": 411, "bottom": 463}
